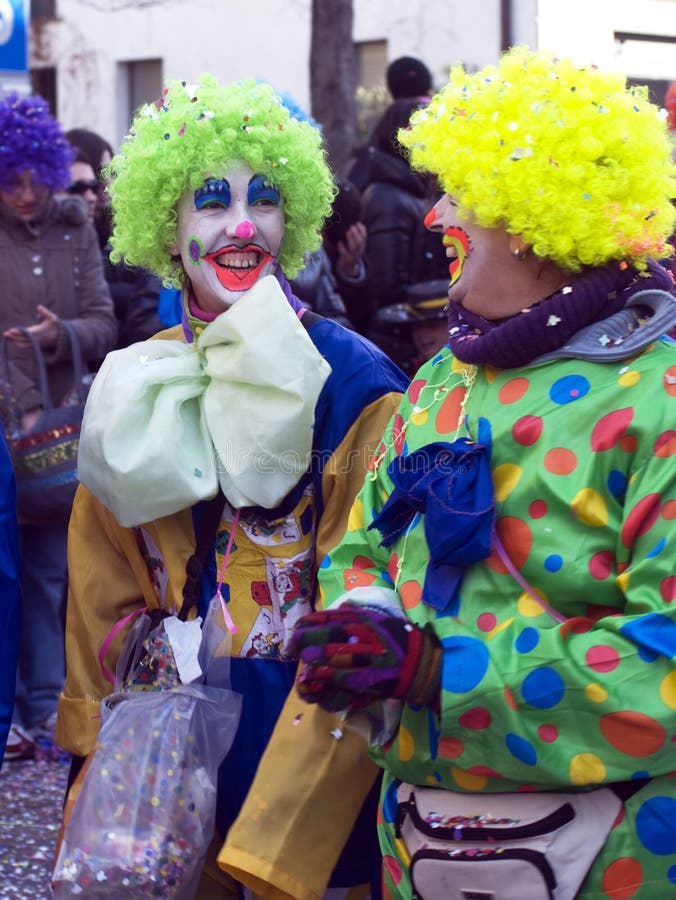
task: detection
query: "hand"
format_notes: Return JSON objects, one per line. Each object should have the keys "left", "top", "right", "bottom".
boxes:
{"left": 3, "top": 305, "right": 60, "bottom": 350}
{"left": 336, "top": 222, "right": 367, "bottom": 279}
{"left": 289, "top": 602, "right": 441, "bottom": 713}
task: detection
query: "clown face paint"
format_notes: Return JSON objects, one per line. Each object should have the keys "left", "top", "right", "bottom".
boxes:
{"left": 172, "top": 162, "right": 284, "bottom": 312}
{"left": 425, "top": 194, "right": 518, "bottom": 320}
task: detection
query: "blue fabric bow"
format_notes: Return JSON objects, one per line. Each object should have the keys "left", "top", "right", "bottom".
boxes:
{"left": 368, "top": 439, "right": 495, "bottom": 612}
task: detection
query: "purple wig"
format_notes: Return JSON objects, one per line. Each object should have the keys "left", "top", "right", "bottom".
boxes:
{"left": 0, "top": 93, "right": 74, "bottom": 192}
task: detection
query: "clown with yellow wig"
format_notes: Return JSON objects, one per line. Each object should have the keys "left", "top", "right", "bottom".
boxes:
{"left": 289, "top": 47, "right": 676, "bottom": 900}
{"left": 55, "top": 76, "right": 408, "bottom": 897}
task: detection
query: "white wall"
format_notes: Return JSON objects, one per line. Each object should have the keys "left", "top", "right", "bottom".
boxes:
{"left": 20, "top": 0, "right": 676, "bottom": 151}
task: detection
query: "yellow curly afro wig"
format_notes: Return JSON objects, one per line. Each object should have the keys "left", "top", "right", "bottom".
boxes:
{"left": 399, "top": 46, "right": 676, "bottom": 271}
{"left": 108, "top": 76, "right": 335, "bottom": 282}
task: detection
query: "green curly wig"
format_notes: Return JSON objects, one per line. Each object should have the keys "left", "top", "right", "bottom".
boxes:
{"left": 399, "top": 46, "right": 676, "bottom": 271}
{"left": 108, "top": 76, "right": 335, "bottom": 281}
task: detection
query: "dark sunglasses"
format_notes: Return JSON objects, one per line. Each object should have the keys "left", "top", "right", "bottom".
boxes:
{"left": 67, "top": 179, "right": 100, "bottom": 196}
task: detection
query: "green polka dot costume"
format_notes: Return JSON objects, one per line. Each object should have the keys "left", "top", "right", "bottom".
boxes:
{"left": 318, "top": 336, "right": 676, "bottom": 900}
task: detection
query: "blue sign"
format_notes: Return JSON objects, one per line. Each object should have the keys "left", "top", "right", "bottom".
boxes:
{"left": 0, "top": 0, "right": 29, "bottom": 74}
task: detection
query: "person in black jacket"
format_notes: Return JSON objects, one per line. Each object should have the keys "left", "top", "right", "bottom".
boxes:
{"left": 360, "top": 99, "right": 449, "bottom": 359}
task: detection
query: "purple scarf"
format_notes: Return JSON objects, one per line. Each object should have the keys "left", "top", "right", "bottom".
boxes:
{"left": 447, "top": 260, "right": 674, "bottom": 368}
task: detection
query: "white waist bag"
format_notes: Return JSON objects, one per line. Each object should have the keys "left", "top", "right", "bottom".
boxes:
{"left": 396, "top": 782, "right": 622, "bottom": 900}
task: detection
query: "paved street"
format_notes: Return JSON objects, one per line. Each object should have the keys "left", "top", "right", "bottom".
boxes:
{"left": 0, "top": 748, "right": 70, "bottom": 899}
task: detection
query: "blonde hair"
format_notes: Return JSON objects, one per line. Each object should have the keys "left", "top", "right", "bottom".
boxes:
{"left": 399, "top": 46, "right": 676, "bottom": 271}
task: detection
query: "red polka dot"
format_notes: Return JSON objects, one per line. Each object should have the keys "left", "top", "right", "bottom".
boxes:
{"left": 589, "top": 551, "right": 615, "bottom": 580}
{"left": 466, "top": 765, "right": 502, "bottom": 777}
{"left": 661, "top": 576, "right": 676, "bottom": 604}
{"left": 543, "top": 447, "right": 577, "bottom": 475}
{"left": 654, "top": 430, "right": 676, "bottom": 457}
{"left": 620, "top": 493, "right": 661, "bottom": 549}
{"left": 591, "top": 407, "right": 634, "bottom": 451}
{"left": 477, "top": 612, "right": 497, "bottom": 632}
{"left": 392, "top": 414, "right": 406, "bottom": 455}
{"left": 663, "top": 500, "right": 676, "bottom": 520}
{"left": 512, "top": 415, "right": 543, "bottom": 446}
{"left": 486, "top": 517, "right": 532, "bottom": 574}
{"left": 387, "top": 554, "right": 399, "bottom": 584}
{"left": 435, "top": 385, "right": 467, "bottom": 434}
{"left": 369, "top": 442, "right": 385, "bottom": 471}
{"left": 663, "top": 365, "right": 676, "bottom": 397}
{"left": 601, "top": 857, "right": 643, "bottom": 899}
{"left": 538, "top": 724, "right": 558, "bottom": 743}
{"left": 560, "top": 617, "right": 594, "bottom": 639}
{"left": 585, "top": 644, "right": 620, "bottom": 673}
{"left": 383, "top": 855, "right": 403, "bottom": 886}
{"left": 459, "top": 707, "right": 491, "bottom": 730}
{"left": 400, "top": 580, "right": 422, "bottom": 610}
{"left": 529, "top": 500, "right": 548, "bottom": 519}
{"left": 408, "top": 379, "right": 426, "bottom": 405}
{"left": 600, "top": 711, "right": 667, "bottom": 757}
{"left": 343, "top": 556, "right": 378, "bottom": 589}
{"left": 438, "top": 736, "right": 464, "bottom": 758}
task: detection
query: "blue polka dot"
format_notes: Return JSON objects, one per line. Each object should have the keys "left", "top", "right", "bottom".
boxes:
{"left": 515, "top": 627, "right": 539, "bottom": 654}
{"left": 646, "top": 537, "right": 666, "bottom": 559}
{"left": 549, "top": 374, "right": 590, "bottom": 405}
{"left": 521, "top": 667, "right": 565, "bottom": 709}
{"left": 667, "top": 864, "right": 676, "bottom": 884}
{"left": 621, "top": 614, "right": 676, "bottom": 661}
{"left": 381, "top": 570, "right": 394, "bottom": 586}
{"left": 440, "top": 636, "right": 490, "bottom": 693}
{"left": 506, "top": 733, "right": 537, "bottom": 766}
{"left": 544, "top": 554, "right": 563, "bottom": 573}
{"left": 607, "top": 470, "right": 628, "bottom": 499}
{"left": 636, "top": 797, "right": 676, "bottom": 855}
{"left": 319, "top": 554, "right": 331, "bottom": 569}
{"left": 381, "top": 778, "right": 400, "bottom": 826}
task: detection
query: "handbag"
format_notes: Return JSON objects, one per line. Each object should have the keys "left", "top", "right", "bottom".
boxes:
{"left": 395, "top": 782, "right": 622, "bottom": 900}
{"left": 1, "top": 322, "right": 89, "bottom": 522}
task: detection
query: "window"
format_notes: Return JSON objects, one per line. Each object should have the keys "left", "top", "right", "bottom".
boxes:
{"left": 115, "top": 58, "right": 162, "bottom": 147}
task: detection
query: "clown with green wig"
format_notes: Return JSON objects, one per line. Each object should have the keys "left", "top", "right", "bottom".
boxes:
{"left": 55, "top": 77, "right": 408, "bottom": 897}
{"left": 289, "top": 47, "right": 676, "bottom": 900}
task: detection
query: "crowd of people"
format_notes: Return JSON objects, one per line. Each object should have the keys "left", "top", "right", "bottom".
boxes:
{"left": 0, "top": 44, "right": 675, "bottom": 900}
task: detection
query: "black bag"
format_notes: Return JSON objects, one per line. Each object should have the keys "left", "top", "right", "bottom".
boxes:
{"left": 1, "top": 323, "right": 89, "bottom": 522}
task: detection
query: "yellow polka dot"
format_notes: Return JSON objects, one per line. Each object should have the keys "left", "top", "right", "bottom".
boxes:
{"left": 399, "top": 725, "right": 415, "bottom": 761}
{"left": 347, "top": 498, "right": 364, "bottom": 532}
{"left": 569, "top": 752, "right": 606, "bottom": 785}
{"left": 194, "top": 325, "right": 204, "bottom": 336}
{"left": 585, "top": 682, "right": 608, "bottom": 703}
{"left": 151, "top": 797, "right": 159, "bottom": 806}
{"left": 618, "top": 370, "right": 640, "bottom": 387}
{"left": 452, "top": 767, "right": 488, "bottom": 791}
{"left": 410, "top": 408, "right": 429, "bottom": 427}
{"left": 484, "top": 366, "right": 499, "bottom": 383}
{"left": 571, "top": 488, "right": 608, "bottom": 527}
{"left": 659, "top": 671, "right": 676, "bottom": 709}
{"left": 486, "top": 617, "right": 515, "bottom": 639}
{"left": 616, "top": 571, "right": 630, "bottom": 593}
{"left": 517, "top": 590, "right": 550, "bottom": 618}
{"left": 493, "top": 464, "right": 522, "bottom": 502}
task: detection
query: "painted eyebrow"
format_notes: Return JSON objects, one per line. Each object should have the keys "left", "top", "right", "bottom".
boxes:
{"left": 248, "top": 174, "right": 281, "bottom": 206}
{"left": 194, "top": 177, "right": 231, "bottom": 209}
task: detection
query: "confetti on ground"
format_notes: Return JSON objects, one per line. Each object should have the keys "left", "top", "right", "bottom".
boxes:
{"left": 0, "top": 748, "right": 71, "bottom": 897}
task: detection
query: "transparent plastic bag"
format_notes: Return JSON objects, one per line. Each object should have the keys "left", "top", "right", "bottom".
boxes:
{"left": 52, "top": 597, "right": 241, "bottom": 898}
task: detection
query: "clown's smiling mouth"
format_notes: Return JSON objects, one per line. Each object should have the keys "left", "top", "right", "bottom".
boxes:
{"left": 204, "top": 244, "right": 274, "bottom": 289}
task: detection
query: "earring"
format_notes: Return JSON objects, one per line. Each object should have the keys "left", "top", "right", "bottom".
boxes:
{"left": 512, "top": 246, "right": 528, "bottom": 261}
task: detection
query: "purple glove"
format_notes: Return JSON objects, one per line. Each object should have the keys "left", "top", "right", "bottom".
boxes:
{"left": 289, "top": 603, "right": 442, "bottom": 713}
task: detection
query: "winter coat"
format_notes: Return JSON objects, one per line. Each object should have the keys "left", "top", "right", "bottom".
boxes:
{"left": 0, "top": 195, "right": 117, "bottom": 412}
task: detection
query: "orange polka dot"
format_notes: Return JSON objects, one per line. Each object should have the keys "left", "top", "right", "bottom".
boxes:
{"left": 664, "top": 500, "right": 676, "bottom": 520}
{"left": 620, "top": 434, "right": 637, "bottom": 453}
{"left": 485, "top": 517, "right": 532, "bottom": 574}
{"left": 544, "top": 447, "right": 577, "bottom": 475}
{"left": 655, "top": 430, "right": 676, "bottom": 457}
{"left": 438, "top": 736, "right": 464, "bottom": 758}
{"left": 600, "top": 710, "right": 667, "bottom": 757}
{"left": 663, "top": 366, "right": 676, "bottom": 397}
{"left": 504, "top": 685, "right": 519, "bottom": 710}
{"left": 601, "top": 857, "right": 643, "bottom": 899}
{"left": 498, "top": 376, "right": 530, "bottom": 405}
{"left": 400, "top": 580, "right": 422, "bottom": 610}
{"left": 435, "top": 385, "right": 468, "bottom": 434}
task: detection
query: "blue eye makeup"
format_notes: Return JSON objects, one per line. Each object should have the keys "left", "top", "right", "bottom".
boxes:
{"left": 248, "top": 175, "right": 281, "bottom": 207}
{"left": 194, "top": 178, "right": 231, "bottom": 210}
